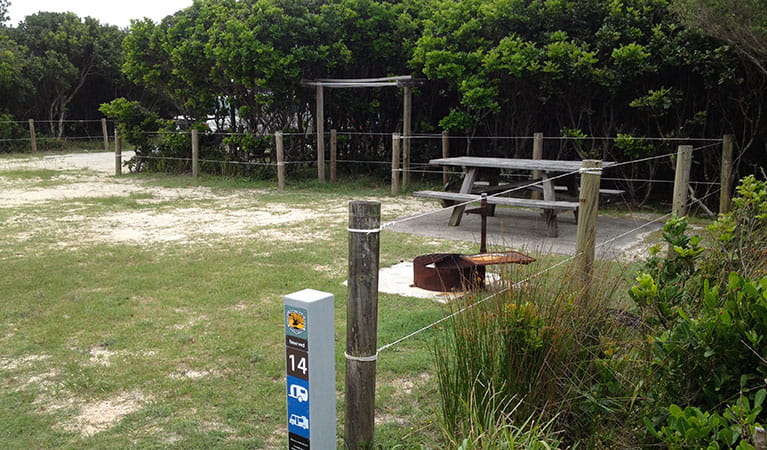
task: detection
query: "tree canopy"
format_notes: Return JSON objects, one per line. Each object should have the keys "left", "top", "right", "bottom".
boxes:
{"left": 1, "top": 0, "right": 765, "bottom": 180}
{"left": 674, "top": 0, "right": 767, "bottom": 76}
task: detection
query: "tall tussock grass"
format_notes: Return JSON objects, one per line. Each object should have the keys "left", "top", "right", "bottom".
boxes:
{"left": 434, "top": 259, "right": 628, "bottom": 446}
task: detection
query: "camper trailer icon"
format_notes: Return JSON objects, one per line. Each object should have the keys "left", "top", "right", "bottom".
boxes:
{"left": 288, "top": 383, "right": 308, "bottom": 402}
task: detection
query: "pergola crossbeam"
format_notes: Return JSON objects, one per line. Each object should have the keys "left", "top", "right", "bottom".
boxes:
{"left": 316, "top": 75, "right": 412, "bottom": 83}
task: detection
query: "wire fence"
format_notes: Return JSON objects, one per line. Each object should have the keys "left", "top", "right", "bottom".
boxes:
{"left": 2, "top": 120, "right": 731, "bottom": 211}
{"left": 372, "top": 141, "right": 724, "bottom": 356}
{"left": 0, "top": 127, "right": 734, "bottom": 361}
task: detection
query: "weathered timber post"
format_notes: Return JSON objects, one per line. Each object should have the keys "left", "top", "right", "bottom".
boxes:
{"left": 671, "top": 145, "right": 693, "bottom": 218}
{"left": 276, "top": 131, "right": 286, "bottom": 190}
{"left": 114, "top": 128, "right": 122, "bottom": 176}
{"left": 575, "top": 160, "right": 602, "bottom": 291}
{"left": 442, "top": 131, "right": 449, "bottom": 185}
{"left": 670, "top": 144, "right": 693, "bottom": 257}
{"left": 402, "top": 86, "right": 412, "bottom": 189}
{"left": 316, "top": 85, "right": 326, "bottom": 183}
{"left": 391, "top": 134, "right": 401, "bottom": 195}
{"left": 101, "top": 118, "right": 110, "bottom": 152}
{"left": 330, "top": 129, "right": 337, "bottom": 183}
{"left": 531, "top": 132, "right": 544, "bottom": 200}
{"left": 191, "top": 129, "right": 199, "bottom": 178}
{"left": 345, "top": 201, "right": 381, "bottom": 449}
{"left": 719, "top": 134, "right": 734, "bottom": 214}
{"left": 28, "top": 119, "right": 37, "bottom": 153}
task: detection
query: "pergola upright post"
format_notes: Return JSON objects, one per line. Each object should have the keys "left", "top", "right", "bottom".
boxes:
{"left": 316, "top": 85, "right": 325, "bottom": 183}
{"left": 402, "top": 86, "right": 412, "bottom": 189}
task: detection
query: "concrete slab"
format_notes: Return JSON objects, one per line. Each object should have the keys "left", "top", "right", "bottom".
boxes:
{"left": 374, "top": 261, "right": 501, "bottom": 302}
{"left": 386, "top": 204, "right": 664, "bottom": 262}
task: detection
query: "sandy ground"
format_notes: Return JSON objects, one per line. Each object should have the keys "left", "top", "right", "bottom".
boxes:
{"left": 1, "top": 151, "right": 662, "bottom": 295}
{"left": 0, "top": 152, "right": 433, "bottom": 249}
{"left": 0, "top": 151, "right": 663, "bottom": 438}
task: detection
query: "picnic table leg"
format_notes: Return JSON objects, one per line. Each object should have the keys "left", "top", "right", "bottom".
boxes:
{"left": 541, "top": 173, "right": 559, "bottom": 237}
{"left": 448, "top": 168, "right": 478, "bottom": 226}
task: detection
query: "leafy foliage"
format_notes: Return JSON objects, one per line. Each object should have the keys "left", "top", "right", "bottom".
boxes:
{"left": 625, "top": 176, "right": 767, "bottom": 446}
{"left": 648, "top": 273, "right": 767, "bottom": 410}
{"left": 8, "top": 12, "right": 124, "bottom": 137}
{"left": 705, "top": 175, "right": 767, "bottom": 280}
{"left": 647, "top": 391, "right": 766, "bottom": 450}
{"left": 673, "top": 0, "right": 767, "bottom": 77}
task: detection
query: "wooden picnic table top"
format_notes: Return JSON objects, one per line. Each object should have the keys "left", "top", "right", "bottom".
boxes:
{"left": 428, "top": 156, "right": 616, "bottom": 172}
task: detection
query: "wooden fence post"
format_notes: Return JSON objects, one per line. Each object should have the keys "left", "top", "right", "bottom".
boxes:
{"left": 442, "top": 131, "right": 449, "bottom": 185}
{"left": 670, "top": 144, "right": 693, "bottom": 257}
{"left": 276, "top": 131, "right": 286, "bottom": 190}
{"left": 101, "top": 118, "right": 110, "bottom": 152}
{"left": 391, "top": 133, "right": 401, "bottom": 195}
{"left": 316, "top": 85, "right": 325, "bottom": 183}
{"left": 114, "top": 128, "right": 122, "bottom": 176}
{"left": 191, "top": 129, "right": 199, "bottom": 178}
{"left": 575, "top": 159, "right": 602, "bottom": 291}
{"left": 402, "top": 86, "right": 412, "bottom": 190}
{"left": 330, "top": 129, "right": 337, "bottom": 183}
{"left": 532, "top": 132, "right": 544, "bottom": 200}
{"left": 345, "top": 201, "right": 381, "bottom": 450}
{"left": 672, "top": 145, "right": 693, "bottom": 218}
{"left": 719, "top": 135, "right": 734, "bottom": 214}
{"left": 28, "top": 119, "right": 37, "bottom": 153}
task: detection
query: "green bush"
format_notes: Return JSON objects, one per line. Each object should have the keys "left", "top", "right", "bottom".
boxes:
{"left": 648, "top": 273, "right": 767, "bottom": 411}
{"left": 0, "top": 113, "right": 27, "bottom": 153}
{"left": 647, "top": 390, "right": 765, "bottom": 449}
{"left": 99, "top": 98, "right": 165, "bottom": 172}
{"left": 705, "top": 175, "right": 767, "bottom": 281}
{"left": 628, "top": 216, "right": 705, "bottom": 327}
{"left": 628, "top": 176, "right": 767, "bottom": 446}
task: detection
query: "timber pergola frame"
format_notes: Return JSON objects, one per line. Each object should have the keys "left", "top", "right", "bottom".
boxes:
{"left": 301, "top": 75, "right": 422, "bottom": 185}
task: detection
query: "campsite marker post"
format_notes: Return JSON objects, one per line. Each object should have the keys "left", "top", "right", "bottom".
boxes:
{"left": 284, "top": 289, "right": 335, "bottom": 449}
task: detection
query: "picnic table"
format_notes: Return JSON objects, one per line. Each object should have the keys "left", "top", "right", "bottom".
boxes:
{"left": 414, "top": 156, "right": 618, "bottom": 237}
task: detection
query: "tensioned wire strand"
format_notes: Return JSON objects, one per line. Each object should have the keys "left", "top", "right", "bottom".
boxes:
{"left": 374, "top": 188, "right": 714, "bottom": 356}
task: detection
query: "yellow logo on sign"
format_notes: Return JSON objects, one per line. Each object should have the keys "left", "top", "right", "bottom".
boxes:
{"left": 288, "top": 311, "right": 306, "bottom": 334}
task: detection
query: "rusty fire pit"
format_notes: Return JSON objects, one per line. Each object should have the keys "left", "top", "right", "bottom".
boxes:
{"left": 412, "top": 193, "right": 535, "bottom": 292}
{"left": 412, "top": 251, "right": 535, "bottom": 292}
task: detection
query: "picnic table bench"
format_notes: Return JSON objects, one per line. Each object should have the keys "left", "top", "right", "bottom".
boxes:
{"left": 414, "top": 156, "right": 617, "bottom": 237}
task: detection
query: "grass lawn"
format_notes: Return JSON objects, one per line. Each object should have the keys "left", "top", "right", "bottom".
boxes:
{"left": 0, "top": 163, "right": 483, "bottom": 448}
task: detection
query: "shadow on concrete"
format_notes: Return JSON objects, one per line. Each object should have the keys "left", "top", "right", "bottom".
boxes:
{"left": 386, "top": 205, "right": 665, "bottom": 262}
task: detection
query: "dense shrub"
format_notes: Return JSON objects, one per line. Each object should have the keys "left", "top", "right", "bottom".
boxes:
{"left": 704, "top": 176, "right": 767, "bottom": 281}
{"left": 99, "top": 98, "right": 281, "bottom": 178}
{"left": 629, "top": 176, "right": 767, "bottom": 447}
{"left": 0, "top": 113, "right": 27, "bottom": 153}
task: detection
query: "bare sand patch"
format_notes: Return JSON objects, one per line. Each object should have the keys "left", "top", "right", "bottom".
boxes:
{"left": 375, "top": 413, "right": 408, "bottom": 426}
{"left": 87, "top": 347, "right": 118, "bottom": 366}
{"left": 171, "top": 314, "right": 208, "bottom": 330}
{"left": 62, "top": 391, "right": 151, "bottom": 437}
{"left": 0, "top": 152, "right": 441, "bottom": 252}
{"left": 168, "top": 369, "right": 221, "bottom": 380}
{"left": 0, "top": 353, "right": 51, "bottom": 370}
